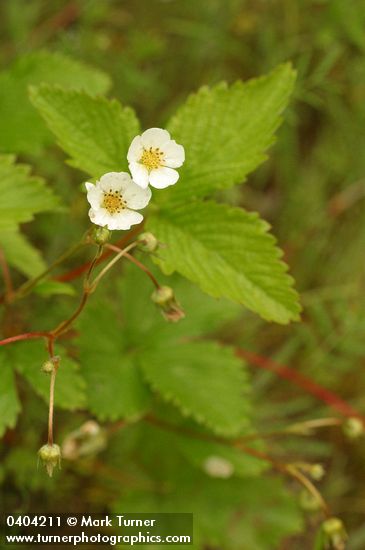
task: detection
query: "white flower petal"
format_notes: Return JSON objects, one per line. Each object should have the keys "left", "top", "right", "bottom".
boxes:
{"left": 149, "top": 167, "right": 179, "bottom": 189}
{"left": 163, "top": 141, "right": 185, "bottom": 168}
{"left": 88, "top": 207, "right": 110, "bottom": 227}
{"left": 127, "top": 135, "right": 144, "bottom": 163}
{"left": 141, "top": 128, "right": 171, "bottom": 148}
{"left": 129, "top": 162, "right": 149, "bottom": 189}
{"left": 85, "top": 182, "right": 103, "bottom": 210}
{"left": 123, "top": 182, "right": 152, "bottom": 209}
{"left": 106, "top": 209, "right": 143, "bottom": 230}
{"left": 99, "top": 172, "right": 127, "bottom": 193}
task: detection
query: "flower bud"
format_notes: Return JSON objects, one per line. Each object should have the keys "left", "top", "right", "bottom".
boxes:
{"left": 41, "top": 355, "right": 60, "bottom": 375}
{"left": 137, "top": 232, "right": 159, "bottom": 253}
{"left": 92, "top": 226, "right": 111, "bottom": 245}
{"left": 321, "top": 517, "right": 347, "bottom": 549}
{"left": 309, "top": 463, "right": 325, "bottom": 481}
{"left": 343, "top": 417, "right": 364, "bottom": 439}
{"left": 38, "top": 443, "right": 61, "bottom": 477}
{"left": 41, "top": 360, "right": 54, "bottom": 374}
{"left": 151, "top": 286, "right": 185, "bottom": 322}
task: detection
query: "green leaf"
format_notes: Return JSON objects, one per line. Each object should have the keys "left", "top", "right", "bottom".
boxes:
{"left": 0, "top": 50, "right": 111, "bottom": 154}
{"left": 0, "top": 154, "right": 59, "bottom": 229}
{"left": 30, "top": 86, "right": 140, "bottom": 178}
{"left": 0, "top": 354, "right": 21, "bottom": 437}
{"left": 148, "top": 201, "right": 301, "bottom": 324}
{"left": 0, "top": 228, "right": 46, "bottom": 277}
{"left": 9, "top": 341, "right": 86, "bottom": 410}
{"left": 139, "top": 341, "right": 251, "bottom": 436}
{"left": 34, "top": 280, "right": 76, "bottom": 297}
{"left": 176, "top": 436, "right": 268, "bottom": 478}
{"left": 161, "top": 63, "right": 296, "bottom": 204}
{"left": 77, "top": 294, "right": 151, "bottom": 421}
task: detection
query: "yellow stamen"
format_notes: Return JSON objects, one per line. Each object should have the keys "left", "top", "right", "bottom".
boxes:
{"left": 140, "top": 147, "right": 164, "bottom": 171}
{"left": 102, "top": 191, "right": 125, "bottom": 214}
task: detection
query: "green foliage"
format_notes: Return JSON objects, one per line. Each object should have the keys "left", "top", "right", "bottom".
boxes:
{"left": 0, "top": 51, "right": 111, "bottom": 154}
{"left": 31, "top": 66, "right": 300, "bottom": 323}
{"left": 6, "top": 341, "right": 86, "bottom": 410}
{"left": 140, "top": 341, "right": 250, "bottom": 436}
{"left": 77, "top": 264, "right": 251, "bottom": 435}
{"left": 0, "top": 228, "right": 45, "bottom": 277}
{"left": 110, "top": 424, "right": 303, "bottom": 550}
{"left": 29, "top": 87, "right": 140, "bottom": 177}
{"left": 0, "top": 154, "right": 58, "bottom": 229}
{"left": 162, "top": 63, "right": 296, "bottom": 204}
{"left": 0, "top": 154, "right": 59, "bottom": 277}
{"left": 0, "top": 356, "right": 21, "bottom": 437}
{"left": 148, "top": 201, "right": 300, "bottom": 323}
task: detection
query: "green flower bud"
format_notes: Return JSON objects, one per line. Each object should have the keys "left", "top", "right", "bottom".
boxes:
{"left": 309, "top": 463, "right": 325, "bottom": 481}
{"left": 137, "top": 232, "right": 159, "bottom": 253}
{"left": 41, "top": 355, "right": 60, "bottom": 375}
{"left": 38, "top": 444, "right": 61, "bottom": 477}
{"left": 41, "top": 360, "right": 54, "bottom": 374}
{"left": 322, "top": 517, "right": 347, "bottom": 549}
{"left": 92, "top": 226, "right": 111, "bottom": 245}
{"left": 151, "top": 286, "right": 185, "bottom": 322}
{"left": 343, "top": 417, "right": 364, "bottom": 439}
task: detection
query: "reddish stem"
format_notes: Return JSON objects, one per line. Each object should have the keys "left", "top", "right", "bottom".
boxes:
{"left": 0, "top": 331, "right": 50, "bottom": 346}
{"left": 237, "top": 348, "right": 365, "bottom": 422}
{"left": 55, "top": 227, "right": 141, "bottom": 283}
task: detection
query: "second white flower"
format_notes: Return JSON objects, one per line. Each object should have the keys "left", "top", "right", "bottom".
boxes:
{"left": 127, "top": 127, "right": 185, "bottom": 189}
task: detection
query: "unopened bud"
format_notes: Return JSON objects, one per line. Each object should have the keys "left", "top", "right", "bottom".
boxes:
{"left": 343, "top": 417, "right": 364, "bottom": 439}
{"left": 41, "top": 361, "right": 54, "bottom": 374}
{"left": 310, "top": 464, "right": 325, "bottom": 481}
{"left": 38, "top": 444, "right": 61, "bottom": 477}
{"left": 92, "top": 226, "right": 111, "bottom": 245}
{"left": 151, "top": 286, "right": 185, "bottom": 322}
{"left": 322, "top": 517, "right": 347, "bottom": 549}
{"left": 41, "top": 356, "right": 60, "bottom": 375}
{"left": 137, "top": 232, "right": 158, "bottom": 253}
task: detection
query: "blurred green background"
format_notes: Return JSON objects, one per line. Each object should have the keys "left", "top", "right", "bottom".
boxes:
{"left": 1, "top": 1, "right": 365, "bottom": 548}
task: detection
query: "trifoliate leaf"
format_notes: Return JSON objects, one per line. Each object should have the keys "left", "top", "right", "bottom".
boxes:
{"left": 0, "top": 354, "right": 21, "bottom": 437}
{"left": 139, "top": 341, "right": 251, "bottom": 436}
{"left": 29, "top": 87, "right": 140, "bottom": 178}
{"left": 0, "top": 228, "right": 46, "bottom": 277}
{"left": 0, "top": 50, "right": 111, "bottom": 154}
{"left": 148, "top": 201, "right": 301, "bottom": 324}
{"left": 161, "top": 63, "right": 296, "bottom": 204}
{"left": 9, "top": 341, "right": 86, "bottom": 410}
{"left": 0, "top": 154, "right": 59, "bottom": 229}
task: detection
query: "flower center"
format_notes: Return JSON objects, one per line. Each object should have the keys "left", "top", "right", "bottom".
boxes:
{"left": 102, "top": 191, "right": 125, "bottom": 214}
{"left": 140, "top": 147, "right": 164, "bottom": 171}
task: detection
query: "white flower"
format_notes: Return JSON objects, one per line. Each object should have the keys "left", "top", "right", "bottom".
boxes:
{"left": 85, "top": 172, "right": 151, "bottom": 231}
{"left": 127, "top": 127, "right": 185, "bottom": 189}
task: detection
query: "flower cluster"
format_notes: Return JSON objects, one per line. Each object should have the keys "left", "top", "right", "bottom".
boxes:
{"left": 85, "top": 128, "right": 185, "bottom": 231}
